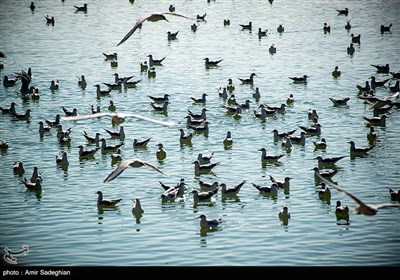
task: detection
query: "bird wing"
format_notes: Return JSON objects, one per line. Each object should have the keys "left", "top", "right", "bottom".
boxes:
{"left": 117, "top": 17, "right": 148, "bottom": 46}
{"left": 103, "top": 160, "right": 131, "bottom": 183}
{"left": 376, "top": 203, "right": 400, "bottom": 209}
{"left": 62, "top": 112, "right": 175, "bottom": 126}
{"left": 142, "top": 161, "right": 167, "bottom": 176}
{"left": 315, "top": 173, "right": 366, "bottom": 207}
{"left": 162, "top": 12, "right": 193, "bottom": 20}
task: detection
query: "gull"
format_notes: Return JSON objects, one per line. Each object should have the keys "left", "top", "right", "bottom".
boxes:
{"left": 45, "top": 15, "right": 55, "bottom": 25}
{"left": 62, "top": 112, "right": 175, "bottom": 127}
{"left": 336, "top": 8, "right": 349, "bottom": 15}
{"left": 195, "top": 178, "right": 218, "bottom": 192}
{"left": 82, "top": 131, "right": 101, "bottom": 144}
{"left": 197, "top": 152, "right": 214, "bottom": 165}
{"left": 100, "top": 138, "right": 124, "bottom": 154}
{"left": 279, "top": 206, "right": 291, "bottom": 220}
{"left": 269, "top": 175, "right": 291, "bottom": 190}
{"left": 348, "top": 140, "right": 375, "bottom": 157}
{"left": 315, "top": 155, "right": 346, "bottom": 168}
{"left": 179, "top": 128, "right": 194, "bottom": 144}
{"left": 123, "top": 78, "right": 141, "bottom": 88}
{"left": 217, "top": 87, "right": 228, "bottom": 99}
{"left": 335, "top": 200, "right": 350, "bottom": 221}
{"left": 111, "top": 149, "right": 123, "bottom": 164}
{"left": 148, "top": 94, "right": 169, "bottom": 103}
{"left": 117, "top": 12, "right": 193, "bottom": 46}
{"left": 318, "top": 183, "right": 331, "bottom": 201}
{"left": 269, "top": 44, "right": 277, "bottom": 54}
{"left": 30, "top": 166, "right": 42, "bottom": 183}
{"left": 78, "top": 145, "right": 100, "bottom": 159}
{"left": 370, "top": 76, "right": 390, "bottom": 89}
{"left": 133, "top": 137, "right": 151, "bottom": 149}
{"left": 238, "top": 73, "right": 257, "bottom": 84}
{"left": 191, "top": 23, "right": 197, "bottom": 32}
{"left": 192, "top": 189, "right": 218, "bottom": 202}
{"left": 380, "top": 23, "right": 392, "bottom": 34}
{"left": 204, "top": 57, "right": 223, "bottom": 67}
{"left": 258, "top": 148, "right": 284, "bottom": 162}
{"left": 363, "top": 114, "right": 387, "bottom": 127}
{"left": 2, "top": 76, "right": 18, "bottom": 87}
{"left": 74, "top": 3, "right": 87, "bottom": 12}
{"left": 167, "top": 31, "right": 179, "bottom": 40}
{"left": 298, "top": 123, "right": 321, "bottom": 136}
{"left": 316, "top": 174, "right": 400, "bottom": 216}
{"left": 367, "top": 126, "right": 377, "bottom": 144}
{"left": 223, "top": 131, "right": 233, "bottom": 147}
{"left": 272, "top": 128, "right": 297, "bottom": 142}
{"left": 21, "top": 177, "right": 42, "bottom": 191}
{"left": 371, "top": 63, "right": 389, "bottom": 74}
{"left": 0, "top": 140, "right": 9, "bottom": 151}
{"left": 332, "top": 66, "right": 341, "bottom": 78}
{"left": 387, "top": 188, "right": 400, "bottom": 202}
{"left": 351, "top": 33, "right": 361, "bottom": 44}
{"left": 227, "top": 78, "right": 235, "bottom": 92}
{"left": 289, "top": 131, "right": 306, "bottom": 146}
{"left": 159, "top": 178, "right": 185, "bottom": 192}
{"left": 62, "top": 106, "right": 78, "bottom": 117}
{"left": 103, "top": 52, "right": 117, "bottom": 60}
{"left": 55, "top": 152, "right": 69, "bottom": 166}
{"left": 95, "top": 84, "right": 112, "bottom": 98}
{"left": 308, "top": 108, "right": 318, "bottom": 119}
{"left": 188, "top": 108, "right": 207, "bottom": 120}
{"left": 13, "top": 161, "right": 25, "bottom": 176}
{"left": 96, "top": 191, "right": 121, "bottom": 208}
{"left": 38, "top": 121, "right": 52, "bottom": 134}
{"left": 197, "top": 214, "right": 222, "bottom": 228}
{"left": 77, "top": 75, "right": 87, "bottom": 89}
{"left": 132, "top": 198, "right": 144, "bottom": 217}
{"left": 192, "top": 160, "right": 220, "bottom": 175}
{"left": 220, "top": 180, "right": 246, "bottom": 196}
{"left": 240, "top": 21, "right": 252, "bottom": 30}
{"left": 104, "top": 159, "right": 166, "bottom": 183}
{"left": 185, "top": 115, "right": 205, "bottom": 127}
{"left": 251, "top": 182, "right": 278, "bottom": 196}
{"left": 345, "top": 20, "right": 351, "bottom": 30}
{"left": 150, "top": 100, "right": 169, "bottom": 113}
{"left": 156, "top": 143, "right": 166, "bottom": 160}
{"left": 289, "top": 75, "right": 308, "bottom": 83}
{"left": 258, "top": 28, "right": 268, "bottom": 38}
{"left": 0, "top": 102, "right": 16, "bottom": 115}
{"left": 12, "top": 109, "right": 31, "bottom": 121}
{"left": 45, "top": 114, "right": 61, "bottom": 128}
{"left": 191, "top": 93, "right": 207, "bottom": 104}
{"left": 277, "top": 24, "right": 284, "bottom": 33}
{"left": 104, "top": 126, "right": 125, "bottom": 140}
{"left": 313, "top": 167, "right": 338, "bottom": 182}
{"left": 329, "top": 97, "right": 350, "bottom": 106}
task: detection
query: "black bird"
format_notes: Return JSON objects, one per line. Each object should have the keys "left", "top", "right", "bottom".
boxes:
{"left": 380, "top": 23, "right": 392, "bottom": 34}
{"left": 238, "top": 73, "right": 257, "bottom": 84}
{"left": 336, "top": 8, "right": 348, "bottom": 15}
{"left": 329, "top": 97, "right": 350, "bottom": 106}
{"left": 96, "top": 191, "right": 121, "bottom": 207}
{"left": 204, "top": 57, "right": 223, "bottom": 67}
{"left": 371, "top": 63, "right": 389, "bottom": 73}
{"left": 74, "top": 3, "right": 88, "bottom": 12}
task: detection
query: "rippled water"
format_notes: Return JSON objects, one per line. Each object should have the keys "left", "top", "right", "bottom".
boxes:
{"left": 1, "top": 0, "right": 399, "bottom": 267}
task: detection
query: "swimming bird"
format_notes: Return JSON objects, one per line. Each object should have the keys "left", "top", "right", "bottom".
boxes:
{"left": 188, "top": 121, "right": 209, "bottom": 133}
{"left": 55, "top": 152, "right": 69, "bottom": 165}
{"left": 351, "top": 33, "right": 361, "bottom": 44}
{"left": 336, "top": 8, "right": 348, "bottom": 15}
{"left": 223, "top": 131, "right": 233, "bottom": 147}
{"left": 0, "top": 140, "right": 9, "bottom": 151}
{"left": 363, "top": 114, "right": 387, "bottom": 127}
{"left": 29, "top": 166, "right": 41, "bottom": 183}
{"left": 82, "top": 131, "right": 101, "bottom": 144}
{"left": 223, "top": 19, "right": 230, "bottom": 26}
{"left": 192, "top": 160, "right": 220, "bottom": 175}
{"left": 104, "top": 126, "right": 125, "bottom": 140}
{"left": 192, "top": 189, "right": 218, "bottom": 202}
{"left": 99, "top": 138, "right": 124, "bottom": 154}
{"left": 108, "top": 101, "right": 116, "bottom": 112}
{"left": 197, "top": 152, "right": 214, "bottom": 165}
{"left": 78, "top": 145, "right": 100, "bottom": 159}
{"left": 140, "top": 61, "right": 148, "bottom": 72}
{"left": 148, "top": 93, "right": 169, "bottom": 103}
{"left": 371, "top": 63, "right": 389, "bottom": 73}
{"left": 347, "top": 43, "right": 355, "bottom": 55}
{"left": 370, "top": 76, "right": 390, "bottom": 89}
{"left": 251, "top": 182, "right": 278, "bottom": 196}
{"left": 258, "top": 28, "right": 268, "bottom": 38}
{"left": 111, "top": 149, "right": 123, "bottom": 164}
{"left": 133, "top": 137, "right": 151, "bottom": 149}
{"left": 63, "top": 112, "right": 175, "bottom": 127}
{"left": 367, "top": 126, "right": 378, "bottom": 144}
{"left": 21, "top": 177, "right": 41, "bottom": 191}
{"left": 12, "top": 109, "right": 31, "bottom": 121}
{"left": 272, "top": 128, "right": 297, "bottom": 142}
{"left": 44, "top": 114, "right": 61, "bottom": 128}
{"left": 195, "top": 178, "right": 218, "bottom": 192}
{"left": 104, "top": 159, "right": 166, "bottom": 183}
{"left": 329, "top": 97, "right": 350, "bottom": 106}
{"left": 74, "top": 3, "right": 87, "bottom": 12}
{"left": 240, "top": 21, "right": 252, "bottom": 30}
{"left": 191, "top": 23, "right": 198, "bottom": 32}
{"left": 281, "top": 137, "right": 293, "bottom": 150}
{"left": 45, "top": 15, "right": 55, "bottom": 25}
{"left": 348, "top": 140, "right": 375, "bottom": 157}
{"left": 62, "top": 106, "right": 78, "bottom": 117}
{"left": 316, "top": 174, "right": 400, "bottom": 216}
{"left": 30, "top": 2, "right": 35, "bottom": 12}
{"left": 238, "top": 73, "right": 257, "bottom": 84}
{"left": 147, "top": 55, "right": 166, "bottom": 66}
{"left": 313, "top": 167, "right": 338, "bottom": 182}
{"left": 277, "top": 24, "right": 284, "bottom": 33}
{"left": 96, "top": 191, "right": 121, "bottom": 208}
{"left": 197, "top": 214, "right": 222, "bottom": 228}
{"left": 345, "top": 20, "right": 351, "bottom": 30}
{"left": 380, "top": 23, "right": 392, "bottom": 34}
{"left": 318, "top": 183, "right": 331, "bottom": 201}
{"left": 49, "top": 80, "right": 59, "bottom": 91}
{"left": 299, "top": 123, "right": 321, "bottom": 136}
{"left": 94, "top": 84, "right": 112, "bottom": 98}
{"left": 334, "top": 200, "right": 350, "bottom": 222}
{"left": 269, "top": 175, "right": 291, "bottom": 191}
{"left": 387, "top": 188, "right": 400, "bottom": 202}
{"left": 167, "top": 30, "right": 179, "bottom": 40}
{"left": 132, "top": 198, "right": 144, "bottom": 216}
{"left": 0, "top": 102, "right": 16, "bottom": 115}
{"left": 150, "top": 100, "right": 169, "bottom": 113}
{"left": 156, "top": 143, "right": 166, "bottom": 160}
{"left": 204, "top": 57, "right": 223, "bottom": 67}
{"left": 279, "top": 206, "right": 291, "bottom": 223}
{"left": 117, "top": 12, "right": 193, "bottom": 46}
{"left": 227, "top": 78, "right": 235, "bottom": 92}
{"left": 123, "top": 78, "right": 141, "bottom": 88}
{"left": 289, "top": 75, "right": 308, "bottom": 83}
{"left": 220, "top": 180, "right": 246, "bottom": 197}
{"left": 323, "top": 22, "right": 331, "bottom": 33}
{"left": 38, "top": 121, "right": 51, "bottom": 134}
{"left": 185, "top": 115, "right": 205, "bottom": 127}
{"left": 332, "top": 66, "right": 341, "bottom": 78}
{"left": 315, "top": 155, "right": 345, "bottom": 168}
{"left": 259, "top": 148, "right": 284, "bottom": 162}
{"left": 191, "top": 93, "right": 207, "bottom": 104}
{"left": 389, "top": 80, "right": 399, "bottom": 93}
{"left": 188, "top": 108, "right": 207, "bottom": 120}
{"left": 390, "top": 71, "right": 400, "bottom": 79}
{"left": 3, "top": 75, "right": 18, "bottom": 87}
{"left": 217, "top": 87, "right": 228, "bottom": 99}
{"left": 13, "top": 161, "right": 25, "bottom": 176}
{"left": 196, "top": 13, "right": 207, "bottom": 21}
{"left": 77, "top": 75, "right": 87, "bottom": 89}
{"left": 268, "top": 44, "right": 277, "bottom": 54}
{"left": 179, "top": 128, "right": 194, "bottom": 144}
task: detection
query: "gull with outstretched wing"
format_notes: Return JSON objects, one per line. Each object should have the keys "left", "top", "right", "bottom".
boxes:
{"left": 104, "top": 159, "right": 167, "bottom": 183}
{"left": 117, "top": 12, "right": 193, "bottom": 46}
{"left": 62, "top": 112, "right": 175, "bottom": 127}
{"left": 316, "top": 173, "right": 400, "bottom": 216}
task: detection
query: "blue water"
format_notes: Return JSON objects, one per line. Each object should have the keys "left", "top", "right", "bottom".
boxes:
{"left": 0, "top": 0, "right": 399, "bottom": 267}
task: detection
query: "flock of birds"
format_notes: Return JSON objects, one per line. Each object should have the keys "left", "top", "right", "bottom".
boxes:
{"left": 1, "top": 0, "right": 400, "bottom": 236}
